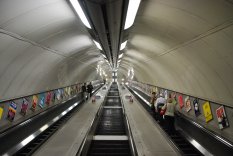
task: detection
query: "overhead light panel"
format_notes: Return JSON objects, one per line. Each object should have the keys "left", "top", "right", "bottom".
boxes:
{"left": 124, "top": 0, "right": 141, "bottom": 29}
{"left": 118, "top": 59, "right": 121, "bottom": 62}
{"left": 93, "top": 40, "right": 103, "bottom": 50}
{"left": 118, "top": 53, "right": 123, "bottom": 59}
{"left": 102, "top": 54, "right": 106, "bottom": 58}
{"left": 120, "top": 41, "right": 127, "bottom": 50}
{"left": 70, "top": 0, "right": 91, "bottom": 29}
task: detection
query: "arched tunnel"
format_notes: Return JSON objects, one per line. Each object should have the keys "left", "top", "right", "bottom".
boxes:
{"left": 0, "top": 0, "right": 233, "bottom": 156}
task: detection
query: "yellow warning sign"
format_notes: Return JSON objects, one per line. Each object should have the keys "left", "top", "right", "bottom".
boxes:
{"left": 0, "top": 107, "right": 4, "bottom": 120}
{"left": 202, "top": 101, "right": 213, "bottom": 122}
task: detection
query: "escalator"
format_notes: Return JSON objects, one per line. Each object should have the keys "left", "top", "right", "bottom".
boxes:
{"left": 127, "top": 86, "right": 203, "bottom": 156}
{"left": 78, "top": 83, "right": 136, "bottom": 156}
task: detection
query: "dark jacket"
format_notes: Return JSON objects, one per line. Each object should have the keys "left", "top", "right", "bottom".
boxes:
{"left": 87, "top": 84, "right": 93, "bottom": 93}
{"left": 81, "top": 85, "right": 86, "bottom": 92}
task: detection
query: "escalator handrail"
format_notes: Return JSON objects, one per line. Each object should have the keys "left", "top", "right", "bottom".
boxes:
{"left": 76, "top": 85, "right": 110, "bottom": 156}
{"left": 125, "top": 114, "right": 138, "bottom": 156}
{"left": 118, "top": 84, "right": 138, "bottom": 156}
{"left": 128, "top": 85, "right": 233, "bottom": 151}
{"left": 175, "top": 111, "right": 233, "bottom": 149}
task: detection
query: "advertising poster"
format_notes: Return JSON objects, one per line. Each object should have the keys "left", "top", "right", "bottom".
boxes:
{"left": 60, "top": 88, "right": 64, "bottom": 100}
{"left": 0, "top": 107, "right": 4, "bottom": 120}
{"left": 202, "top": 101, "right": 213, "bottom": 122}
{"left": 20, "top": 98, "right": 29, "bottom": 116}
{"left": 52, "top": 91, "right": 56, "bottom": 103}
{"left": 31, "top": 95, "right": 38, "bottom": 111}
{"left": 164, "top": 90, "right": 168, "bottom": 100}
{"left": 178, "top": 95, "right": 184, "bottom": 109}
{"left": 39, "top": 93, "right": 45, "bottom": 108}
{"left": 193, "top": 98, "right": 200, "bottom": 116}
{"left": 46, "top": 92, "right": 52, "bottom": 105}
{"left": 216, "top": 106, "right": 229, "bottom": 129}
{"left": 56, "top": 89, "right": 61, "bottom": 101}
{"left": 7, "top": 101, "right": 17, "bottom": 121}
{"left": 68, "top": 87, "right": 71, "bottom": 96}
{"left": 185, "top": 96, "right": 192, "bottom": 112}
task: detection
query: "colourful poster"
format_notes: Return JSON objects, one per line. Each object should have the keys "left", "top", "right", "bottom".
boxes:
{"left": 7, "top": 101, "right": 17, "bottom": 121}
{"left": 31, "top": 95, "right": 38, "bottom": 111}
{"left": 0, "top": 107, "right": 4, "bottom": 120}
{"left": 178, "top": 95, "right": 184, "bottom": 109}
{"left": 202, "top": 101, "right": 213, "bottom": 122}
{"left": 52, "top": 91, "right": 56, "bottom": 103}
{"left": 185, "top": 96, "right": 192, "bottom": 112}
{"left": 193, "top": 98, "right": 200, "bottom": 116}
{"left": 20, "top": 98, "right": 29, "bottom": 116}
{"left": 56, "top": 89, "right": 61, "bottom": 101}
{"left": 39, "top": 93, "right": 45, "bottom": 108}
{"left": 216, "top": 106, "right": 229, "bottom": 129}
{"left": 164, "top": 90, "right": 168, "bottom": 99}
{"left": 46, "top": 92, "right": 52, "bottom": 105}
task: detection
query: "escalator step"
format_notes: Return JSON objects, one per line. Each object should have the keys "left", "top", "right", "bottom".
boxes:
{"left": 90, "top": 147, "right": 130, "bottom": 153}
{"left": 88, "top": 152, "right": 131, "bottom": 156}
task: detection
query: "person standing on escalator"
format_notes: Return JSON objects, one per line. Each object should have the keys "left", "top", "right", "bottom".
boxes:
{"left": 164, "top": 98, "right": 176, "bottom": 134}
{"left": 87, "top": 82, "right": 93, "bottom": 99}
{"left": 155, "top": 93, "right": 166, "bottom": 124}
{"left": 81, "top": 83, "right": 87, "bottom": 101}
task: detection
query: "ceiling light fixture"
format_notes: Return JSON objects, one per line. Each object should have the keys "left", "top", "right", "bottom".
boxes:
{"left": 120, "top": 40, "right": 127, "bottom": 50}
{"left": 70, "top": 0, "right": 91, "bottom": 29}
{"left": 118, "top": 53, "right": 123, "bottom": 59}
{"left": 102, "top": 54, "right": 106, "bottom": 58}
{"left": 93, "top": 40, "right": 103, "bottom": 50}
{"left": 124, "top": 0, "right": 141, "bottom": 29}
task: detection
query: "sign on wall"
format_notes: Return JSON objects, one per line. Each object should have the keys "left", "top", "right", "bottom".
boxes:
{"left": 31, "top": 95, "right": 38, "bottom": 111}
{"left": 216, "top": 106, "right": 229, "bottom": 129}
{"left": 0, "top": 107, "right": 4, "bottom": 120}
{"left": 193, "top": 98, "right": 201, "bottom": 116}
{"left": 39, "top": 93, "right": 45, "bottom": 108}
{"left": 7, "top": 101, "right": 17, "bottom": 121}
{"left": 46, "top": 92, "right": 52, "bottom": 105}
{"left": 202, "top": 101, "right": 213, "bottom": 122}
{"left": 178, "top": 95, "right": 184, "bottom": 109}
{"left": 185, "top": 96, "right": 192, "bottom": 112}
{"left": 20, "top": 98, "right": 29, "bottom": 116}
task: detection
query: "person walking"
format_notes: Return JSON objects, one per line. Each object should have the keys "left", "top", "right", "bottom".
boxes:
{"left": 81, "top": 83, "right": 87, "bottom": 101}
{"left": 87, "top": 82, "right": 93, "bottom": 99}
{"left": 164, "top": 98, "right": 176, "bottom": 134}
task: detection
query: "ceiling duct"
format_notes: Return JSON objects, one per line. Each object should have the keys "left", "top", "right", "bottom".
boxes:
{"left": 78, "top": 0, "right": 129, "bottom": 69}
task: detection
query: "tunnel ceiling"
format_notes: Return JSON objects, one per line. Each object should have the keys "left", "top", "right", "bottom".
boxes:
{"left": 0, "top": 0, "right": 111, "bottom": 100}
{"left": 119, "top": 0, "right": 233, "bottom": 106}
{"left": 0, "top": 0, "right": 233, "bottom": 106}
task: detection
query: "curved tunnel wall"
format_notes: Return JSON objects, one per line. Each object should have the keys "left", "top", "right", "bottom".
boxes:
{"left": 0, "top": 0, "right": 110, "bottom": 101}
{"left": 119, "top": 0, "right": 233, "bottom": 107}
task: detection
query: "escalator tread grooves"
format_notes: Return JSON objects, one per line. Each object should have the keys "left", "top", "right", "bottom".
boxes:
{"left": 88, "top": 85, "right": 132, "bottom": 155}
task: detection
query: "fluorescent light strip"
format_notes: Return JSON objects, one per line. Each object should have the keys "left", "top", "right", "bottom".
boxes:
{"left": 118, "top": 53, "right": 123, "bottom": 59}
{"left": 102, "top": 54, "right": 106, "bottom": 58}
{"left": 124, "top": 0, "right": 141, "bottom": 29}
{"left": 70, "top": 0, "right": 91, "bottom": 29}
{"left": 93, "top": 40, "right": 103, "bottom": 50}
{"left": 120, "top": 41, "right": 127, "bottom": 50}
